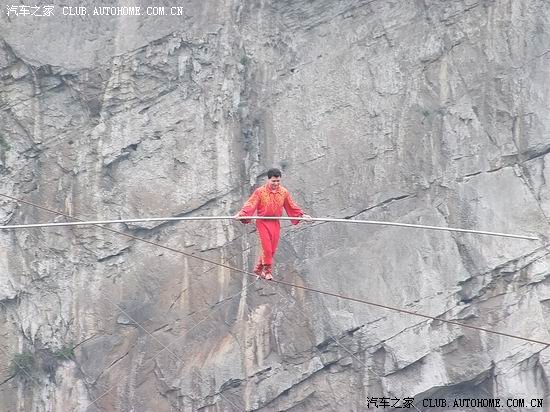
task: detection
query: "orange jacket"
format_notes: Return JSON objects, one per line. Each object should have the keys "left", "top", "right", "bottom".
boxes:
{"left": 238, "top": 183, "right": 304, "bottom": 225}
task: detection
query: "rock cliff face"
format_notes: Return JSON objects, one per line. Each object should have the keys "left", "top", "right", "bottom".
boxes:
{"left": 1, "top": 0, "right": 550, "bottom": 410}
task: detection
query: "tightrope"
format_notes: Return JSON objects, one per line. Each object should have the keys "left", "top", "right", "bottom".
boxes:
{"left": 1, "top": 193, "right": 549, "bottom": 347}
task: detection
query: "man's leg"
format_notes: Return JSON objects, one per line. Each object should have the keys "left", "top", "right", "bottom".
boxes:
{"left": 256, "top": 222, "right": 273, "bottom": 277}
{"left": 262, "top": 222, "right": 280, "bottom": 280}
{"left": 271, "top": 223, "right": 281, "bottom": 260}
{"left": 253, "top": 231, "right": 263, "bottom": 276}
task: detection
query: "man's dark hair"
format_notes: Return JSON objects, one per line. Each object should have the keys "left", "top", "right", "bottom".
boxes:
{"left": 267, "top": 168, "right": 282, "bottom": 178}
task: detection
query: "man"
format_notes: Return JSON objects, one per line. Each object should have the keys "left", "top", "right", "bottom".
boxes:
{"left": 235, "top": 168, "right": 312, "bottom": 280}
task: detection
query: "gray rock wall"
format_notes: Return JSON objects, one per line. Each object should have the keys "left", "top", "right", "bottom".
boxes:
{"left": 1, "top": 0, "right": 550, "bottom": 410}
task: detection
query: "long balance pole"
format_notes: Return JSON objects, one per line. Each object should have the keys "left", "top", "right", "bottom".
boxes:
{"left": 0, "top": 216, "right": 540, "bottom": 241}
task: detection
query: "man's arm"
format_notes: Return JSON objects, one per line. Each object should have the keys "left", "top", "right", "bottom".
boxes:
{"left": 284, "top": 192, "right": 312, "bottom": 225}
{"left": 234, "top": 190, "right": 260, "bottom": 224}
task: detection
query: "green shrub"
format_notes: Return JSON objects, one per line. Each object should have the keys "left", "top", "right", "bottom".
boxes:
{"left": 9, "top": 352, "right": 37, "bottom": 381}
{"left": 0, "top": 134, "right": 10, "bottom": 151}
{"left": 53, "top": 344, "right": 75, "bottom": 361}
{"left": 9, "top": 345, "right": 75, "bottom": 384}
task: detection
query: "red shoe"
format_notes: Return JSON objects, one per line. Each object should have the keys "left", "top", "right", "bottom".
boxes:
{"left": 263, "top": 265, "right": 273, "bottom": 280}
{"left": 253, "top": 263, "right": 265, "bottom": 278}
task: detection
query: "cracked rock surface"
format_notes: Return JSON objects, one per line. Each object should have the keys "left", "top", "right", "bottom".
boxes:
{"left": 1, "top": 0, "right": 550, "bottom": 410}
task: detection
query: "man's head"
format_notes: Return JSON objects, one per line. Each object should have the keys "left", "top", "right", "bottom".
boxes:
{"left": 267, "top": 168, "right": 282, "bottom": 190}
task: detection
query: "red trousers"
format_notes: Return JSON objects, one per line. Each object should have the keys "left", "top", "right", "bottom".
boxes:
{"left": 256, "top": 220, "right": 281, "bottom": 265}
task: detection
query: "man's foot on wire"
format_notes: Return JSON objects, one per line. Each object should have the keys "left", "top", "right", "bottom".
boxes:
{"left": 253, "top": 263, "right": 263, "bottom": 275}
{"left": 263, "top": 265, "right": 273, "bottom": 281}
{"left": 254, "top": 263, "right": 264, "bottom": 279}
{"left": 253, "top": 263, "right": 265, "bottom": 278}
